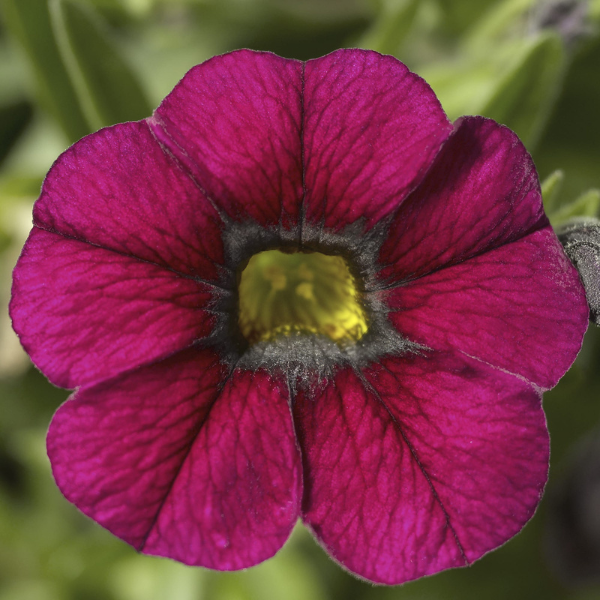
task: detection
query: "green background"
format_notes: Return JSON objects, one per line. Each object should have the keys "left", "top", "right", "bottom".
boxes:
{"left": 1, "top": 1, "right": 600, "bottom": 598}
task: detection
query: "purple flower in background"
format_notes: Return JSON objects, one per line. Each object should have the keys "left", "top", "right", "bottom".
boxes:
{"left": 9, "top": 49, "right": 589, "bottom": 585}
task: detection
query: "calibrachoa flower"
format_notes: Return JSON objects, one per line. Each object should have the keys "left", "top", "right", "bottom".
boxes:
{"left": 10, "top": 49, "right": 589, "bottom": 585}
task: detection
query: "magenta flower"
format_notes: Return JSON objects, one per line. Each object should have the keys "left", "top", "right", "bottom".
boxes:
{"left": 10, "top": 49, "right": 589, "bottom": 585}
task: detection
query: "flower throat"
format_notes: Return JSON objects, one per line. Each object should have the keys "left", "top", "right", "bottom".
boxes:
{"left": 238, "top": 249, "right": 368, "bottom": 346}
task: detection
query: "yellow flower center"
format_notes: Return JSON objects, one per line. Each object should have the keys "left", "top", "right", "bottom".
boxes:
{"left": 238, "top": 249, "right": 368, "bottom": 346}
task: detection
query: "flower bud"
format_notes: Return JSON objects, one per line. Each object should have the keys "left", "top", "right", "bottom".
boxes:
{"left": 557, "top": 218, "right": 600, "bottom": 324}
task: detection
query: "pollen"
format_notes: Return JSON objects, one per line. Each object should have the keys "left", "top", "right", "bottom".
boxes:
{"left": 238, "top": 249, "right": 368, "bottom": 346}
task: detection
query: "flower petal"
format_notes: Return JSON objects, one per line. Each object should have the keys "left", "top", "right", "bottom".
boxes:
{"left": 294, "top": 352, "right": 548, "bottom": 585}
{"left": 34, "top": 121, "right": 224, "bottom": 281}
{"left": 302, "top": 49, "right": 452, "bottom": 231}
{"left": 47, "top": 349, "right": 302, "bottom": 570}
{"left": 378, "top": 117, "right": 544, "bottom": 283}
{"left": 386, "top": 226, "right": 588, "bottom": 389}
{"left": 151, "top": 50, "right": 303, "bottom": 228}
{"left": 10, "top": 228, "right": 216, "bottom": 388}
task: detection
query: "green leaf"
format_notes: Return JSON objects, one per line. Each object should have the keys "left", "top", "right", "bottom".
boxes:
{"left": 109, "top": 556, "right": 205, "bottom": 600}
{"left": 477, "top": 32, "right": 566, "bottom": 149}
{"left": 420, "top": 59, "right": 497, "bottom": 122}
{"left": 0, "top": 100, "right": 33, "bottom": 167}
{"left": 551, "top": 189, "right": 600, "bottom": 227}
{"left": 464, "top": 0, "right": 536, "bottom": 53}
{"left": 1, "top": 0, "right": 151, "bottom": 143}
{"left": 49, "top": 0, "right": 152, "bottom": 128}
{"left": 1, "top": 0, "right": 91, "bottom": 142}
{"left": 540, "top": 169, "right": 564, "bottom": 213}
{"left": 207, "top": 528, "right": 327, "bottom": 600}
{"left": 0, "top": 174, "right": 43, "bottom": 200}
{"left": 358, "top": 0, "right": 419, "bottom": 56}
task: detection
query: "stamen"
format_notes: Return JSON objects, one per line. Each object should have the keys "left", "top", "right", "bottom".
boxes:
{"left": 238, "top": 249, "right": 368, "bottom": 346}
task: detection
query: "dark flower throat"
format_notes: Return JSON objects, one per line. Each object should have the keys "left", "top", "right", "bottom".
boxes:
{"left": 205, "top": 218, "right": 418, "bottom": 381}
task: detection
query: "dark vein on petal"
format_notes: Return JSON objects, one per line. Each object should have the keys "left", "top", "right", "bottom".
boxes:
{"left": 284, "top": 374, "right": 306, "bottom": 512}
{"left": 72, "top": 339, "right": 216, "bottom": 394}
{"left": 33, "top": 224, "right": 233, "bottom": 293}
{"left": 299, "top": 61, "right": 307, "bottom": 249}
{"left": 146, "top": 114, "right": 230, "bottom": 225}
{"left": 353, "top": 366, "right": 469, "bottom": 566}
{"left": 138, "top": 354, "right": 243, "bottom": 552}
{"left": 368, "top": 215, "right": 550, "bottom": 293}
{"left": 454, "top": 349, "right": 544, "bottom": 395}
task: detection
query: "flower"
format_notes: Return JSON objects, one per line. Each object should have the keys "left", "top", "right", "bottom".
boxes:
{"left": 9, "top": 48, "right": 588, "bottom": 585}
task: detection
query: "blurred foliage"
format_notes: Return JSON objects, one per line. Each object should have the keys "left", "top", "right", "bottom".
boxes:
{"left": 2, "top": 0, "right": 150, "bottom": 140}
{"left": 542, "top": 169, "right": 566, "bottom": 212}
{"left": 551, "top": 188, "right": 600, "bottom": 226}
{"left": 1, "top": 0, "right": 600, "bottom": 599}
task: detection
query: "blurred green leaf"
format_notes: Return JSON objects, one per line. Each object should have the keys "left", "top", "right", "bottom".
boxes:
{"left": 1, "top": 0, "right": 90, "bottom": 142}
{"left": 206, "top": 527, "right": 327, "bottom": 600}
{"left": 1, "top": 0, "right": 151, "bottom": 143}
{"left": 0, "top": 175, "right": 43, "bottom": 200}
{"left": 0, "top": 226, "right": 10, "bottom": 254}
{"left": 109, "top": 557, "right": 204, "bottom": 600}
{"left": 541, "top": 169, "right": 564, "bottom": 213}
{"left": 422, "top": 58, "right": 498, "bottom": 121}
{"left": 464, "top": 0, "right": 535, "bottom": 53}
{"left": 478, "top": 32, "right": 566, "bottom": 149}
{"left": 550, "top": 188, "right": 600, "bottom": 226}
{"left": 49, "top": 0, "right": 152, "bottom": 127}
{"left": 358, "top": 0, "right": 419, "bottom": 56}
{"left": 0, "top": 100, "right": 33, "bottom": 167}
{"left": 436, "top": 0, "right": 503, "bottom": 35}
